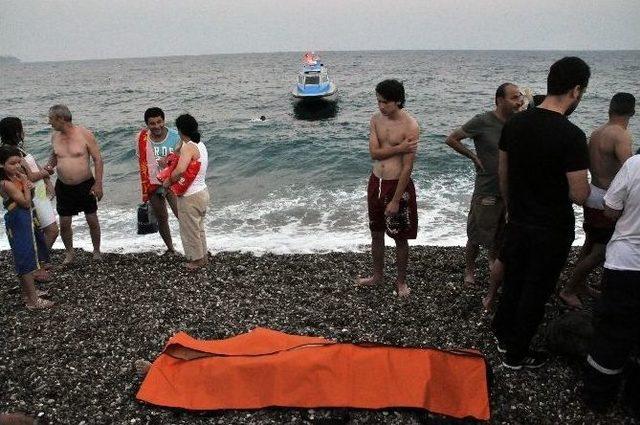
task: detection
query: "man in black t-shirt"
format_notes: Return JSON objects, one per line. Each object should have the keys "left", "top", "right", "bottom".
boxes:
{"left": 492, "top": 57, "right": 591, "bottom": 370}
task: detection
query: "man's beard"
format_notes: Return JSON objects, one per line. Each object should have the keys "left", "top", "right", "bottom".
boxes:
{"left": 564, "top": 99, "right": 580, "bottom": 116}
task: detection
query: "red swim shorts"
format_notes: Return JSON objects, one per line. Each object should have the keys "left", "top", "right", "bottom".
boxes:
{"left": 367, "top": 173, "right": 418, "bottom": 240}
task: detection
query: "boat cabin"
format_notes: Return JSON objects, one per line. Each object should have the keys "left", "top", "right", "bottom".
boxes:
{"left": 298, "top": 66, "right": 328, "bottom": 86}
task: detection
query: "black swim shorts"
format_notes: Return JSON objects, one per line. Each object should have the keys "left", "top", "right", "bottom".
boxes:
{"left": 55, "top": 177, "right": 98, "bottom": 216}
{"left": 583, "top": 206, "right": 616, "bottom": 245}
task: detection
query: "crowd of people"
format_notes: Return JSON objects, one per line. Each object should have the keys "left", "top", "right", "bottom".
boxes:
{"left": 1, "top": 55, "right": 638, "bottom": 418}
{"left": 0, "top": 106, "right": 210, "bottom": 308}
{"left": 352, "top": 56, "right": 637, "bottom": 414}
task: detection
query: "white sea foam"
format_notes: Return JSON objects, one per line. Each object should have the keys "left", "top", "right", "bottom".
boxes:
{"left": 0, "top": 181, "right": 585, "bottom": 254}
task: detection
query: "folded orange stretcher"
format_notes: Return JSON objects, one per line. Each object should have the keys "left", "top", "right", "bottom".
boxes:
{"left": 136, "top": 327, "right": 491, "bottom": 420}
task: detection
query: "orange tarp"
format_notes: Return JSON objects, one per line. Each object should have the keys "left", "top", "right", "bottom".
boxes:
{"left": 136, "top": 327, "right": 490, "bottom": 420}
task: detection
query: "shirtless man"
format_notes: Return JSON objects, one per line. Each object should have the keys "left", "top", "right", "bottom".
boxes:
{"left": 356, "top": 79, "right": 419, "bottom": 297}
{"left": 560, "top": 93, "right": 635, "bottom": 309}
{"left": 46, "top": 104, "right": 103, "bottom": 264}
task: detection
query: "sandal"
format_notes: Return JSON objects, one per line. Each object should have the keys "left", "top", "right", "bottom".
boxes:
{"left": 25, "top": 297, "right": 55, "bottom": 310}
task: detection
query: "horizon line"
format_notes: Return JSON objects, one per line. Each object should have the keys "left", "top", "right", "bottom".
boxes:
{"left": 5, "top": 47, "right": 639, "bottom": 64}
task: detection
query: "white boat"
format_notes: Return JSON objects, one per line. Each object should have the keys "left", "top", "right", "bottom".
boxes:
{"left": 291, "top": 52, "right": 337, "bottom": 100}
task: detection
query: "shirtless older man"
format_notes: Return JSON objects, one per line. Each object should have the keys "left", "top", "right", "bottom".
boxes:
{"left": 356, "top": 79, "right": 419, "bottom": 297}
{"left": 46, "top": 104, "right": 104, "bottom": 264}
{"left": 560, "top": 93, "right": 635, "bottom": 309}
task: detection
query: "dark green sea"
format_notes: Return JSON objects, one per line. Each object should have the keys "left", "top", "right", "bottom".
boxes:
{"left": 1, "top": 50, "right": 639, "bottom": 253}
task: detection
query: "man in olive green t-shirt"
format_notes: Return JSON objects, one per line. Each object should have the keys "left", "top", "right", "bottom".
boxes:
{"left": 445, "top": 83, "right": 523, "bottom": 303}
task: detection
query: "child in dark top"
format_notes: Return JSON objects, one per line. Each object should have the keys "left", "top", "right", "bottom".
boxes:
{"left": 0, "top": 145, "right": 54, "bottom": 309}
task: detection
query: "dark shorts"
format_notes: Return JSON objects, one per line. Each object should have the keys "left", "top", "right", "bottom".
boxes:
{"left": 584, "top": 206, "right": 616, "bottom": 245}
{"left": 367, "top": 173, "right": 418, "bottom": 240}
{"left": 467, "top": 194, "right": 505, "bottom": 248}
{"left": 55, "top": 177, "right": 98, "bottom": 216}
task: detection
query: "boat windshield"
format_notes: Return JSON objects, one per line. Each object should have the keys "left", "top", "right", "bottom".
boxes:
{"left": 305, "top": 74, "right": 320, "bottom": 84}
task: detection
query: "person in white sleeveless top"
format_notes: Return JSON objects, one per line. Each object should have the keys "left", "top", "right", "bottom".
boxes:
{"left": 166, "top": 114, "right": 209, "bottom": 270}
{"left": 0, "top": 117, "right": 59, "bottom": 250}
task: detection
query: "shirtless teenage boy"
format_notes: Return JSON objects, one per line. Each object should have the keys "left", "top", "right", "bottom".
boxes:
{"left": 356, "top": 79, "right": 419, "bottom": 297}
{"left": 46, "top": 104, "right": 104, "bottom": 264}
{"left": 560, "top": 93, "right": 635, "bottom": 308}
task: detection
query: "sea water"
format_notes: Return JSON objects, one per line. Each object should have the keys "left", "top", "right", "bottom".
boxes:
{"left": 1, "top": 50, "right": 638, "bottom": 254}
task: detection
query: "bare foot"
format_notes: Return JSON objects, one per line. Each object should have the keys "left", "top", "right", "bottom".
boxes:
{"left": 33, "top": 269, "right": 52, "bottom": 282}
{"left": 0, "top": 412, "right": 37, "bottom": 425}
{"left": 62, "top": 251, "right": 75, "bottom": 265}
{"left": 183, "top": 261, "right": 203, "bottom": 271}
{"left": 355, "top": 275, "right": 382, "bottom": 286}
{"left": 92, "top": 251, "right": 103, "bottom": 262}
{"left": 396, "top": 282, "right": 411, "bottom": 298}
{"left": 134, "top": 359, "right": 152, "bottom": 377}
{"left": 23, "top": 290, "right": 49, "bottom": 304}
{"left": 464, "top": 268, "right": 476, "bottom": 286}
{"left": 25, "top": 297, "right": 55, "bottom": 310}
{"left": 585, "top": 286, "right": 601, "bottom": 297}
{"left": 482, "top": 295, "right": 495, "bottom": 313}
{"left": 559, "top": 291, "right": 584, "bottom": 310}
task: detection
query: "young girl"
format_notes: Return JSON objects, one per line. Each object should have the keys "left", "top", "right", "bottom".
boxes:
{"left": 0, "top": 145, "right": 54, "bottom": 309}
{"left": 0, "top": 117, "right": 59, "bottom": 251}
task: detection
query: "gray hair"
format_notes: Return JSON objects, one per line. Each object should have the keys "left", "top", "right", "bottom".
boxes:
{"left": 49, "top": 104, "right": 72, "bottom": 122}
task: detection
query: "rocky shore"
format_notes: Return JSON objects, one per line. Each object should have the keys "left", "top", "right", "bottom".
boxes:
{"left": 0, "top": 246, "right": 633, "bottom": 424}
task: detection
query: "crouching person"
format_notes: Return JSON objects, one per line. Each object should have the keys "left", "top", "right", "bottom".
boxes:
{"left": 583, "top": 154, "right": 640, "bottom": 416}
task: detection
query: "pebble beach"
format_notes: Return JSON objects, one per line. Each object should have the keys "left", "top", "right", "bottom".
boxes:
{"left": 0, "top": 246, "right": 634, "bottom": 424}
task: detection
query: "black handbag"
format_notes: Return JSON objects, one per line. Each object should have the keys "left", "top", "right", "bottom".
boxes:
{"left": 137, "top": 202, "right": 158, "bottom": 235}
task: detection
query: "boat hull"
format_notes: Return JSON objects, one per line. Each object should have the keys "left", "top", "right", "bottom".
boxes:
{"left": 291, "top": 84, "right": 337, "bottom": 100}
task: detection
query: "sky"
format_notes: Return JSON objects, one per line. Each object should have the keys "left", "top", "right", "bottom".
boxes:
{"left": 1, "top": 0, "right": 639, "bottom": 62}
